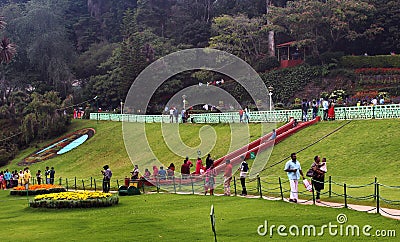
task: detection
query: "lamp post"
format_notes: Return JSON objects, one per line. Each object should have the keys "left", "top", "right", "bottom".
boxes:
{"left": 93, "top": 96, "right": 98, "bottom": 123}
{"left": 182, "top": 94, "right": 187, "bottom": 110}
{"left": 268, "top": 86, "right": 274, "bottom": 111}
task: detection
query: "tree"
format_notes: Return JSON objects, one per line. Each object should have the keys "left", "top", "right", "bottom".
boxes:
{"left": 209, "top": 14, "right": 268, "bottom": 63}
{"left": 0, "top": 16, "right": 17, "bottom": 107}
{"left": 267, "top": 0, "right": 380, "bottom": 57}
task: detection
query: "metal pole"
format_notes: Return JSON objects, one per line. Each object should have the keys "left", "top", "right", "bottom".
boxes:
{"left": 344, "top": 183, "right": 347, "bottom": 208}
{"left": 279, "top": 177, "right": 284, "bottom": 200}
{"left": 233, "top": 177, "right": 237, "bottom": 196}
{"left": 311, "top": 179, "right": 315, "bottom": 205}
{"left": 258, "top": 176, "right": 262, "bottom": 198}
{"left": 376, "top": 182, "right": 380, "bottom": 214}
{"left": 82, "top": 179, "right": 85, "bottom": 191}
{"left": 329, "top": 176, "right": 332, "bottom": 198}
{"left": 74, "top": 177, "right": 77, "bottom": 190}
{"left": 374, "top": 177, "right": 377, "bottom": 200}
{"left": 173, "top": 176, "right": 176, "bottom": 194}
{"left": 191, "top": 176, "right": 194, "bottom": 195}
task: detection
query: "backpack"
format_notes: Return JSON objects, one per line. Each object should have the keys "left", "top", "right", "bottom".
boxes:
{"left": 241, "top": 162, "right": 249, "bottom": 172}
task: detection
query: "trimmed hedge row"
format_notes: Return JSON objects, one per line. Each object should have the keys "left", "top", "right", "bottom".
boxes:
{"left": 10, "top": 187, "right": 67, "bottom": 196}
{"left": 340, "top": 55, "right": 400, "bottom": 68}
{"left": 29, "top": 195, "right": 119, "bottom": 208}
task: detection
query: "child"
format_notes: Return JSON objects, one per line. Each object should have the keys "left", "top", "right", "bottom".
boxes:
{"left": 36, "top": 170, "right": 42, "bottom": 185}
{"left": 204, "top": 164, "right": 217, "bottom": 195}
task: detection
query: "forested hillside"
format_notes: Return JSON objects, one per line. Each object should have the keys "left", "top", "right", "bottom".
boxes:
{"left": 0, "top": 0, "right": 399, "bottom": 165}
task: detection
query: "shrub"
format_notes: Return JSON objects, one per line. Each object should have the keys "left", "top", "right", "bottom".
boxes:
{"left": 254, "top": 56, "right": 280, "bottom": 72}
{"left": 354, "top": 68, "right": 400, "bottom": 75}
{"left": 10, "top": 184, "right": 66, "bottom": 196}
{"left": 340, "top": 55, "right": 400, "bottom": 68}
{"left": 29, "top": 191, "right": 119, "bottom": 208}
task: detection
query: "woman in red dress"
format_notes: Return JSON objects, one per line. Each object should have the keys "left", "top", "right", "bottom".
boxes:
{"left": 327, "top": 102, "right": 335, "bottom": 120}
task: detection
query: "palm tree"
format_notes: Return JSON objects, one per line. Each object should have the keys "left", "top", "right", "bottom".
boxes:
{"left": 0, "top": 16, "right": 6, "bottom": 29}
{"left": 1, "top": 17, "right": 17, "bottom": 105}
{"left": 0, "top": 37, "right": 16, "bottom": 64}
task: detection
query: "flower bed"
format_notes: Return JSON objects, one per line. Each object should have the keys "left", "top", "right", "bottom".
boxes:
{"left": 29, "top": 191, "right": 119, "bottom": 208}
{"left": 10, "top": 184, "right": 66, "bottom": 196}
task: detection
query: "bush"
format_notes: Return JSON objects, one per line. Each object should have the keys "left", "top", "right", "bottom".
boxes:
{"left": 340, "top": 55, "right": 400, "bottom": 68}
{"left": 29, "top": 191, "right": 119, "bottom": 208}
{"left": 10, "top": 185, "right": 67, "bottom": 196}
{"left": 254, "top": 56, "right": 280, "bottom": 72}
{"left": 307, "top": 51, "right": 345, "bottom": 66}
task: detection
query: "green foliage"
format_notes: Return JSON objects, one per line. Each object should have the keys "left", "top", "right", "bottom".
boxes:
{"left": 268, "top": 0, "right": 379, "bottom": 56}
{"left": 21, "top": 92, "right": 70, "bottom": 144}
{"left": 340, "top": 55, "right": 400, "bottom": 68}
{"left": 260, "top": 65, "right": 324, "bottom": 104}
{"left": 209, "top": 14, "right": 268, "bottom": 62}
{"left": 254, "top": 55, "right": 280, "bottom": 72}
{"left": 29, "top": 195, "right": 119, "bottom": 208}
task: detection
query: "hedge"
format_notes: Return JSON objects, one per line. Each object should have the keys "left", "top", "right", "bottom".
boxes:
{"left": 29, "top": 196, "right": 119, "bottom": 208}
{"left": 340, "top": 55, "right": 400, "bottom": 68}
{"left": 10, "top": 187, "right": 67, "bottom": 196}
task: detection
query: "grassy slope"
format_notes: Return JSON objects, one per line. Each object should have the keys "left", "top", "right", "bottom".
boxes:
{"left": 1, "top": 192, "right": 398, "bottom": 241}
{"left": 4, "top": 119, "right": 400, "bottom": 205}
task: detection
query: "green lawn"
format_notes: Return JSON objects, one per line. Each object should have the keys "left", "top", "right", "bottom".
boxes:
{"left": 0, "top": 191, "right": 398, "bottom": 241}
{"left": 3, "top": 119, "right": 400, "bottom": 208}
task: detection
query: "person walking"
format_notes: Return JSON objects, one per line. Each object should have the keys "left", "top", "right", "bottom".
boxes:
{"left": 36, "top": 170, "right": 42, "bottom": 185}
{"left": 4, "top": 169, "right": 11, "bottom": 189}
{"left": 328, "top": 102, "right": 335, "bottom": 120}
{"left": 312, "top": 100, "right": 319, "bottom": 119}
{"left": 101, "top": 165, "right": 112, "bottom": 193}
{"left": 204, "top": 164, "right": 216, "bottom": 195}
{"left": 239, "top": 157, "right": 249, "bottom": 196}
{"left": 284, "top": 153, "right": 305, "bottom": 203}
{"left": 322, "top": 98, "right": 329, "bottom": 121}
{"left": 23, "top": 167, "right": 31, "bottom": 190}
{"left": 49, "top": 167, "right": 56, "bottom": 185}
{"left": 45, "top": 166, "right": 50, "bottom": 184}
{"left": 181, "top": 159, "right": 191, "bottom": 179}
{"left": 301, "top": 99, "right": 309, "bottom": 121}
{"left": 223, "top": 160, "right": 233, "bottom": 196}
{"left": 311, "top": 156, "right": 326, "bottom": 203}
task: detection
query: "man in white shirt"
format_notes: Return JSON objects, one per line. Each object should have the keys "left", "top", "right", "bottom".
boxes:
{"left": 284, "top": 153, "right": 305, "bottom": 203}
{"left": 322, "top": 99, "right": 329, "bottom": 121}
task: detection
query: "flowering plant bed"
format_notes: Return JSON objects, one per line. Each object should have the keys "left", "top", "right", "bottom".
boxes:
{"left": 29, "top": 191, "right": 119, "bottom": 208}
{"left": 10, "top": 184, "right": 66, "bottom": 196}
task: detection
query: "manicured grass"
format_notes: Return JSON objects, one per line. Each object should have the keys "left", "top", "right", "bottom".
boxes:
{"left": 4, "top": 119, "right": 400, "bottom": 208}
{"left": 0, "top": 191, "right": 398, "bottom": 241}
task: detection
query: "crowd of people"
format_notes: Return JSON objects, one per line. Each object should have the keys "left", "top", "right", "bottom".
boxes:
{"left": 0, "top": 166, "right": 56, "bottom": 190}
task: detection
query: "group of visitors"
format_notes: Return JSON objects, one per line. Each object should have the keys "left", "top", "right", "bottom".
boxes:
{"left": 302, "top": 98, "right": 335, "bottom": 121}
{"left": 238, "top": 106, "right": 250, "bottom": 123}
{"left": 284, "top": 152, "right": 327, "bottom": 203}
{"left": 0, "top": 168, "right": 27, "bottom": 189}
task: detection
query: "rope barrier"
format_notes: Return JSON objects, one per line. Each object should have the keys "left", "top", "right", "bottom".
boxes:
{"left": 256, "top": 120, "right": 352, "bottom": 174}
{"left": 346, "top": 182, "right": 375, "bottom": 188}
{"left": 347, "top": 206, "right": 376, "bottom": 213}
{"left": 379, "top": 208, "right": 400, "bottom": 217}
{"left": 378, "top": 183, "right": 400, "bottom": 189}
{"left": 346, "top": 194, "right": 375, "bottom": 200}
{"left": 378, "top": 196, "right": 400, "bottom": 205}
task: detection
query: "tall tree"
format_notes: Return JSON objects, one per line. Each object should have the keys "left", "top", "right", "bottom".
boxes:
{"left": 0, "top": 16, "right": 17, "bottom": 107}
{"left": 267, "top": 0, "right": 380, "bottom": 57}
{"left": 209, "top": 14, "right": 268, "bottom": 63}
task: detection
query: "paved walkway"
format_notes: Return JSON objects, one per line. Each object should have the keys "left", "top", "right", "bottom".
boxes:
{"left": 172, "top": 191, "right": 400, "bottom": 220}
